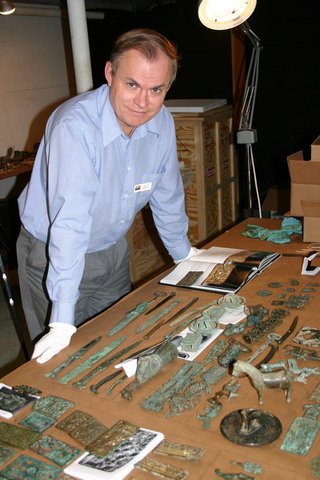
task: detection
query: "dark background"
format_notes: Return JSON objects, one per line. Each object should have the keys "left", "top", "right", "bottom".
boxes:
{"left": 87, "top": 0, "right": 320, "bottom": 210}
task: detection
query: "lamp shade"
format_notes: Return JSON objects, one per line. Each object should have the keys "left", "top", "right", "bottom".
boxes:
{"left": 198, "top": 0, "right": 256, "bottom": 30}
{"left": 0, "top": 1, "right": 15, "bottom": 15}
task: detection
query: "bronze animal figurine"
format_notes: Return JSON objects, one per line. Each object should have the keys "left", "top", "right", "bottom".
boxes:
{"left": 232, "top": 359, "right": 294, "bottom": 404}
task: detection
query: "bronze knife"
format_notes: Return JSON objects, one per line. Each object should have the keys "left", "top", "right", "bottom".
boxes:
{"left": 275, "top": 316, "right": 298, "bottom": 345}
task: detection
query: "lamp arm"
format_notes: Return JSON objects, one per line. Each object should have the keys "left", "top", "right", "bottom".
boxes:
{"left": 237, "top": 23, "right": 262, "bottom": 136}
{"left": 241, "top": 21, "right": 261, "bottom": 48}
{"left": 238, "top": 47, "right": 261, "bottom": 132}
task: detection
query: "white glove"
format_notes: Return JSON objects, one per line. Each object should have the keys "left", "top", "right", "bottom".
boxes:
{"left": 32, "top": 322, "right": 77, "bottom": 364}
{"left": 174, "top": 247, "right": 202, "bottom": 264}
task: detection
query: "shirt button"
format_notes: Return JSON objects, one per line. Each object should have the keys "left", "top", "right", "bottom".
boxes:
{"left": 124, "top": 193, "right": 128, "bottom": 198}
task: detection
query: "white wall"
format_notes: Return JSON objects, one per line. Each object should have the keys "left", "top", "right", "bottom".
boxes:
{"left": 0, "top": 11, "right": 74, "bottom": 198}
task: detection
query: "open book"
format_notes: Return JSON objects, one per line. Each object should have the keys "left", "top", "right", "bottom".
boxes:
{"left": 160, "top": 246, "right": 281, "bottom": 294}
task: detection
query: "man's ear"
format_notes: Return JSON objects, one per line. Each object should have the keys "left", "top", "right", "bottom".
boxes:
{"left": 105, "top": 61, "right": 113, "bottom": 85}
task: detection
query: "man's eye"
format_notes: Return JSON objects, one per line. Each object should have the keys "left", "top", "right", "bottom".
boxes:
{"left": 127, "top": 82, "right": 136, "bottom": 88}
{"left": 152, "top": 88, "right": 162, "bottom": 94}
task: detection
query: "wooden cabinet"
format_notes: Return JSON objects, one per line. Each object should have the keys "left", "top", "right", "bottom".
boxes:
{"left": 129, "top": 104, "right": 239, "bottom": 285}
{"left": 174, "top": 104, "right": 238, "bottom": 243}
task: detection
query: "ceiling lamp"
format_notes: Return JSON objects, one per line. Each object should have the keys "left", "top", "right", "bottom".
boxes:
{"left": 198, "top": 0, "right": 256, "bottom": 30}
{"left": 0, "top": 0, "right": 15, "bottom": 15}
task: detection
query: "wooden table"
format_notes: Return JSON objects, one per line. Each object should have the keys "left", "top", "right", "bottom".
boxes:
{"left": 1, "top": 218, "right": 320, "bottom": 479}
{"left": 0, "top": 160, "right": 34, "bottom": 181}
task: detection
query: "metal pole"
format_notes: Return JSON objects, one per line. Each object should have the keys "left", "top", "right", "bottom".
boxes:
{"left": 66, "top": 0, "right": 93, "bottom": 93}
{"left": 0, "top": 254, "right": 29, "bottom": 360}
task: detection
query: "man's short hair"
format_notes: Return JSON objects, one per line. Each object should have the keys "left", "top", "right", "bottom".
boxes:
{"left": 110, "top": 28, "right": 179, "bottom": 87}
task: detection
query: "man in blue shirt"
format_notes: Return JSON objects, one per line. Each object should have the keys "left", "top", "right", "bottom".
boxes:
{"left": 17, "top": 28, "right": 195, "bottom": 364}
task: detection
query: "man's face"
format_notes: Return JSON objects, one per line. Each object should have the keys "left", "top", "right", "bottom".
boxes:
{"left": 105, "top": 48, "right": 172, "bottom": 136}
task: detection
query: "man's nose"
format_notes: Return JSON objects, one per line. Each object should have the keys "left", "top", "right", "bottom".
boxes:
{"left": 135, "top": 90, "right": 148, "bottom": 107}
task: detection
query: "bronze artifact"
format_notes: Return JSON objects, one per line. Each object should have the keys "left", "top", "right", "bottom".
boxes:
{"left": 59, "top": 336, "right": 126, "bottom": 384}
{"left": 0, "top": 454, "right": 61, "bottom": 479}
{"left": 197, "top": 403, "right": 222, "bottom": 429}
{"left": 154, "top": 440, "right": 205, "bottom": 461}
{"left": 0, "top": 422, "right": 40, "bottom": 449}
{"left": 230, "top": 460, "right": 263, "bottom": 474}
{"left": 284, "top": 344, "right": 320, "bottom": 361}
{"left": 107, "top": 291, "right": 166, "bottom": 336}
{"left": 293, "top": 326, "right": 320, "bottom": 348}
{"left": 56, "top": 410, "right": 108, "bottom": 446}
{"left": 310, "top": 456, "right": 320, "bottom": 478}
{"left": 242, "top": 308, "right": 289, "bottom": 343}
{"left": 72, "top": 339, "right": 142, "bottom": 389}
{"left": 232, "top": 360, "right": 294, "bottom": 404}
{"left": 29, "top": 434, "right": 81, "bottom": 466}
{"left": 105, "top": 374, "right": 127, "bottom": 395}
{"left": 136, "top": 298, "right": 182, "bottom": 334}
{"left": 220, "top": 408, "right": 282, "bottom": 446}
{"left": 32, "top": 395, "right": 74, "bottom": 419}
{"left": 143, "top": 297, "right": 199, "bottom": 340}
{"left": 275, "top": 315, "right": 298, "bottom": 344}
{"left": 215, "top": 469, "right": 254, "bottom": 480}
{"left": 136, "top": 457, "right": 189, "bottom": 480}
{"left": 19, "top": 411, "right": 56, "bottom": 433}
{"left": 309, "top": 379, "right": 320, "bottom": 401}
{"left": 280, "top": 404, "right": 320, "bottom": 456}
{"left": 136, "top": 340, "right": 178, "bottom": 384}
{"left": 45, "top": 336, "right": 102, "bottom": 379}
{"left": 90, "top": 370, "right": 123, "bottom": 395}
{"left": 141, "top": 362, "right": 204, "bottom": 412}
{"left": 217, "top": 339, "right": 251, "bottom": 368}
{"left": 144, "top": 291, "right": 176, "bottom": 315}
{"left": 0, "top": 445, "right": 15, "bottom": 467}
{"left": 86, "top": 420, "right": 139, "bottom": 457}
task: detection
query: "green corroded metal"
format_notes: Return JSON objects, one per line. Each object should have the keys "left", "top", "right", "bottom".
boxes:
{"left": 45, "top": 336, "right": 102, "bottom": 379}
{"left": 141, "top": 362, "right": 204, "bottom": 412}
{"left": 72, "top": 339, "right": 142, "bottom": 389}
{"left": 107, "top": 291, "right": 166, "bottom": 336}
{"left": 136, "top": 299, "right": 182, "bottom": 334}
{"left": 58, "top": 336, "right": 126, "bottom": 384}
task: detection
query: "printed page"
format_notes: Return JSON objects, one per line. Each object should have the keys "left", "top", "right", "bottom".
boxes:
{"left": 189, "top": 246, "right": 244, "bottom": 264}
{"left": 160, "top": 260, "right": 215, "bottom": 287}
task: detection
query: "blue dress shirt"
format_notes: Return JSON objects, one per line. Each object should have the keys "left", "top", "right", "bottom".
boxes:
{"left": 18, "top": 85, "right": 191, "bottom": 325}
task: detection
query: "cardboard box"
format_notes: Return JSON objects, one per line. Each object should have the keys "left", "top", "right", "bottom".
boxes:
{"left": 302, "top": 200, "right": 320, "bottom": 242}
{"left": 311, "top": 135, "right": 320, "bottom": 161}
{"left": 287, "top": 151, "right": 320, "bottom": 216}
{"left": 262, "top": 182, "right": 290, "bottom": 215}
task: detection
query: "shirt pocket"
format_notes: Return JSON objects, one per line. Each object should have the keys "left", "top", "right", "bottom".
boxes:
{"left": 133, "top": 172, "right": 163, "bottom": 209}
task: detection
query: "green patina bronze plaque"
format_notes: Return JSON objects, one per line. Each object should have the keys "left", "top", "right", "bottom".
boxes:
{"left": 280, "top": 416, "right": 320, "bottom": 455}
{"left": 29, "top": 435, "right": 81, "bottom": 466}
{"left": 86, "top": 420, "right": 139, "bottom": 457}
{"left": 32, "top": 396, "right": 74, "bottom": 419}
{"left": 0, "top": 423, "right": 40, "bottom": 449}
{"left": 56, "top": 410, "right": 108, "bottom": 446}
{"left": 0, "top": 445, "right": 15, "bottom": 467}
{"left": 19, "top": 411, "right": 55, "bottom": 433}
{"left": 0, "top": 454, "right": 61, "bottom": 479}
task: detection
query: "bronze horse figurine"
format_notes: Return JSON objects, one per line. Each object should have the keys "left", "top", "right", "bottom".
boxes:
{"left": 232, "top": 359, "right": 294, "bottom": 405}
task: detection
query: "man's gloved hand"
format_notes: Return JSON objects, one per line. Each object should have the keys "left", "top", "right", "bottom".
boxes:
{"left": 174, "top": 247, "right": 202, "bottom": 264}
{"left": 32, "top": 322, "right": 77, "bottom": 364}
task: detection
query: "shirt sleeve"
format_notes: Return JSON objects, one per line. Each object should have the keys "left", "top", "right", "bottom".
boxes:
{"left": 149, "top": 117, "right": 191, "bottom": 261}
{"left": 45, "top": 120, "right": 99, "bottom": 325}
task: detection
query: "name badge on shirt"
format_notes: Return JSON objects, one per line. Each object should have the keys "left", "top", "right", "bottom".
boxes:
{"left": 134, "top": 182, "right": 152, "bottom": 192}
